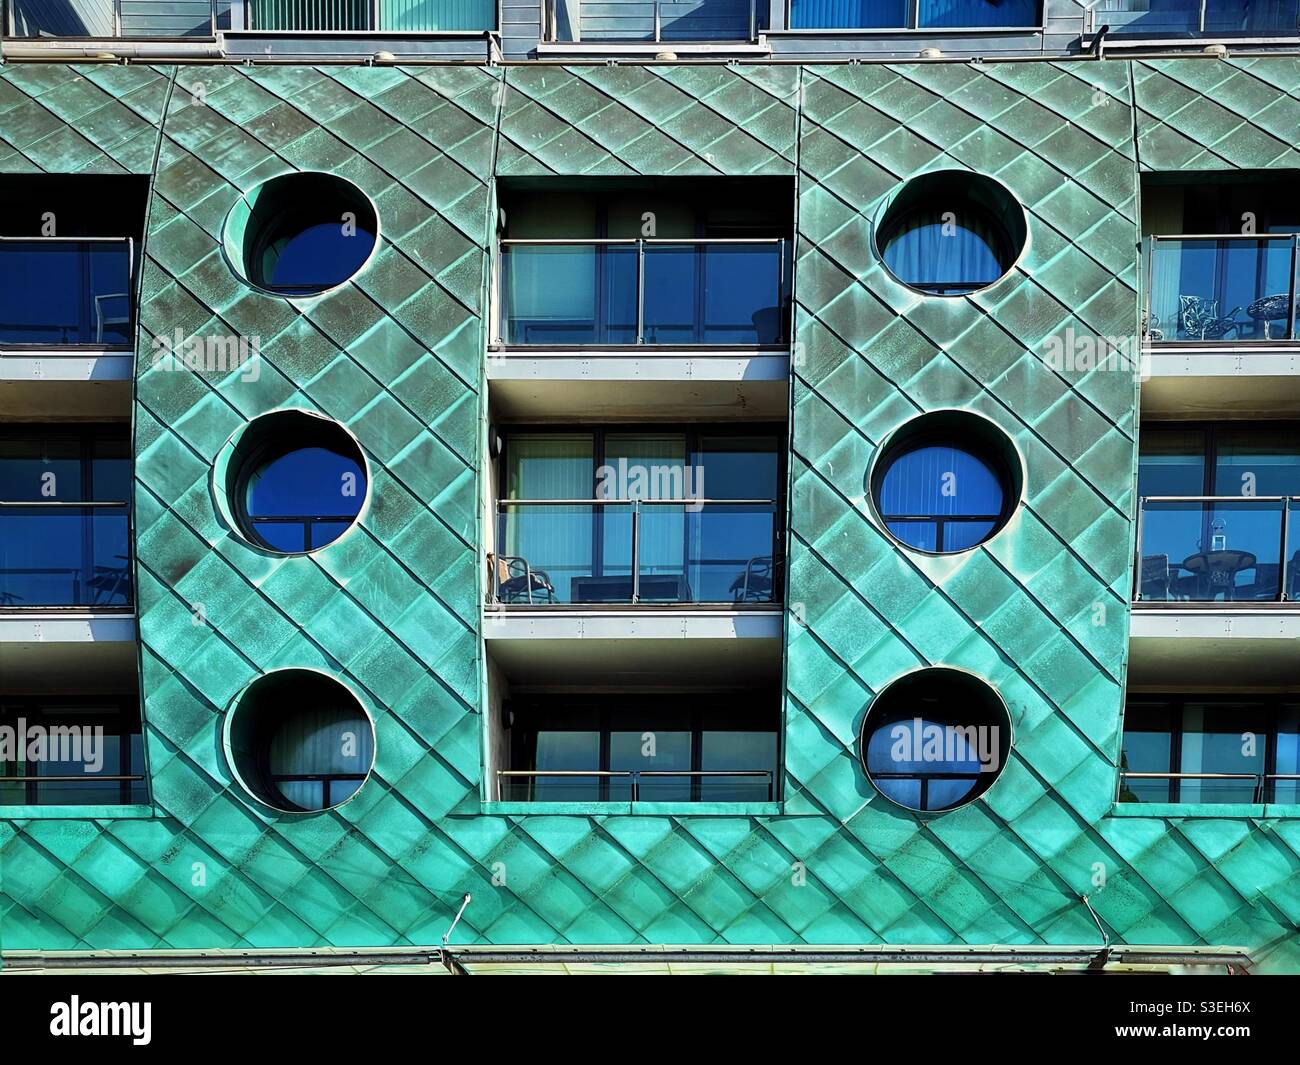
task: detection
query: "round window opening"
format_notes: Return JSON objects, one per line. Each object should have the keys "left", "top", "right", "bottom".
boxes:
{"left": 224, "top": 670, "right": 375, "bottom": 814}
{"left": 875, "top": 170, "right": 1026, "bottom": 296}
{"left": 861, "top": 668, "right": 1011, "bottom": 814}
{"left": 225, "top": 410, "right": 367, "bottom": 554}
{"left": 869, "top": 411, "right": 1021, "bottom": 554}
{"left": 224, "top": 172, "right": 378, "bottom": 296}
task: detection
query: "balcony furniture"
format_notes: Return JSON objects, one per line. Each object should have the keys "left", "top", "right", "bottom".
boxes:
{"left": 1178, "top": 295, "right": 1242, "bottom": 341}
{"left": 1141, "top": 309, "right": 1164, "bottom": 341}
{"left": 489, "top": 553, "right": 557, "bottom": 604}
{"left": 730, "top": 555, "right": 774, "bottom": 603}
{"left": 1139, "top": 553, "right": 1172, "bottom": 600}
{"left": 94, "top": 292, "right": 131, "bottom": 345}
{"left": 570, "top": 573, "right": 691, "bottom": 603}
{"left": 87, "top": 559, "right": 131, "bottom": 607}
{"left": 1244, "top": 293, "right": 1299, "bottom": 339}
{"left": 1180, "top": 549, "right": 1257, "bottom": 601}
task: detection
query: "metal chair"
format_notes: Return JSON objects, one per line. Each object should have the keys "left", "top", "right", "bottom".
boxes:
{"left": 1178, "top": 295, "right": 1242, "bottom": 341}
{"left": 489, "top": 553, "right": 557, "bottom": 604}
{"left": 730, "top": 555, "right": 774, "bottom": 603}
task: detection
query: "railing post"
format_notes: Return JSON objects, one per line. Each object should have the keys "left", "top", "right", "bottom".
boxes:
{"left": 1288, "top": 234, "right": 1298, "bottom": 342}
{"left": 631, "top": 499, "right": 641, "bottom": 604}
{"left": 777, "top": 237, "right": 786, "bottom": 343}
{"left": 1132, "top": 497, "right": 1145, "bottom": 602}
{"left": 1198, "top": 0, "right": 1207, "bottom": 31}
{"left": 636, "top": 239, "right": 645, "bottom": 345}
{"left": 654, "top": 0, "right": 660, "bottom": 41}
{"left": 114, "top": 0, "right": 122, "bottom": 37}
{"left": 749, "top": 0, "right": 756, "bottom": 39}
{"left": 1281, "top": 497, "right": 1293, "bottom": 602}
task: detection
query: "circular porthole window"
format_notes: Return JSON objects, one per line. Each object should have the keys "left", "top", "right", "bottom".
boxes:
{"left": 219, "top": 410, "right": 368, "bottom": 554}
{"left": 860, "top": 668, "right": 1011, "bottom": 814}
{"left": 868, "top": 411, "right": 1021, "bottom": 554}
{"left": 875, "top": 170, "right": 1026, "bottom": 296}
{"left": 223, "top": 172, "right": 378, "bottom": 296}
{"left": 223, "top": 669, "right": 375, "bottom": 814}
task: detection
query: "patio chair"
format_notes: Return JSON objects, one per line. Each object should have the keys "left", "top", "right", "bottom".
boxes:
{"left": 488, "top": 552, "right": 557, "bottom": 604}
{"left": 1138, "top": 554, "right": 1171, "bottom": 600}
{"left": 730, "top": 555, "right": 774, "bottom": 603}
{"left": 1178, "top": 295, "right": 1242, "bottom": 341}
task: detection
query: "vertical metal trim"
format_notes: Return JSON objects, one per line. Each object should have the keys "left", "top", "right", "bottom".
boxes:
{"left": 631, "top": 498, "right": 640, "bottom": 604}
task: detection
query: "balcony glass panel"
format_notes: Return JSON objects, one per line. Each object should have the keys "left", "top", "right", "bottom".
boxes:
{"left": 1276, "top": 706, "right": 1300, "bottom": 805}
{"left": 789, "top": 0, "right": 1037, "bottom": 28}
{"left": 572, "top": 0, "right": 762, "bottom": 40}
{"left": 1095, "top": 0, "right": 1300, "bottom": 35}
{"left": 500, "top": 240, "right": 785, "bottom": 346}
{"left": 1119, "top": 705, "right": 1173, "bottom": 803}
{"left": 379, "top": 0, "right": 495, "bottom": 28}
{"left": 246, "top": 0, "right": 368, "bottom": 28}
{"left": 1147, "top": 236, "right": 1295, "bottom": 343}
{"left": 1179, "top": 703, "right": 1268, "bottom": 804}
{"left": 0, "top": 240, "right": 131, "bottom": 348}
{"left": 0, "top": 701, "right": 146, "bottom": 807}
{"left": 0, "top": 505, "right": 131, "bottom": 609}
{"left": 1137, "top": 497, "right": 1286, "bottom": 602}
{"left": 7, "top": 0, "right": 219, "bottom": 38}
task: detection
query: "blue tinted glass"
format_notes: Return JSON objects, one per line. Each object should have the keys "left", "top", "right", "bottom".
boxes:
{"left": 879, "top": 445, "right": 1002, "bottom": 517}
{"left": 887, "top": 520, "right": 936, "bottom": 552}
{"left": 246, "top": 445, "right": 364, "bottom": 551}
{"left": 942, "top": 520, "right": 996, "bottom": 552}
{"left": 883, "top": 217, "right": 1005, "bottom": 293}
{"left": 266, "top": 222, "right": 375, "bottom": 294}
{"left": 918, "top": 0, "right": 1038, "bottom": 26}
{"left": 790, "top": 0, "right": 906, "bottom": 28}
{"left": 0, "top": 241, "right": 131, "bottom": 346}
{"left": 865, "top": 716, "right": 983, "bottom": 811}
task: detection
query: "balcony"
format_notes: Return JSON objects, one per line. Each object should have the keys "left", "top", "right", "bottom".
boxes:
{"left": 492, "top": 498, "right": 779, "bottom": 606}
{"left": 243, "top": 0, "right": 495, "bottom": 30}
{"left": 490, "top": 693, "right": 780, "bottom": 808}
{"left": 1135, "top": 496, "right": 1299, "bottom": 604}
{"left": 1093, "top": 0, "right": 1300, "bottom": 37}
{"left": 542, "top": 0, "right": 762, "bottom": 42}
{"left": 1145, "top": 234, "right": 1300, "bottom": 345}
{"left": 497, "top": 238, "right": 788, "bottom": 348}
{"left": 5, "top": 0, "right": 220, "bottom": 36}
{"left": 0, "top": 238, "right": 133, "bottom": 350}
{"left": 1118, "top": 697, "right": 1298, "bottom": 809}
{"left": 0, "top": 503, "right": 131, "bottom": 610}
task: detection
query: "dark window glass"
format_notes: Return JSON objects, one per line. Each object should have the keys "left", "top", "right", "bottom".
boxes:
{"left": 0, "top": 699, "right": 146, "bottom": 807}
{"left": 877, "top": 444, "right": 1005, "bottom": 552}
{"left": 0, "top": 241, "right": 132, "bottom": 347}
{"left": 509, "top": 699, "right": 778, "bottom": 803}
{"left": 1276, "top": 705, "right": 1300, "bottom": 805}
{"left": 267, "top": 702, "right": 374, "bottom": 812}
{"left": 245, "top": 445, "right": 365, "bottom": 553}
{"left": 1119, "top": 704, "right": 1174, "bottom": 803}
{"left": 0, "top": 429, "right": 130, "bottom": 609}
{"left": 262, "top": 220, "right": 376, "bottom": 295}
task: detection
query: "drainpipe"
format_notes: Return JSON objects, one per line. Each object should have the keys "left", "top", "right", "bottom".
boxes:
{"left": 1090, "top": 23, "right": 1110, "bottom": 59}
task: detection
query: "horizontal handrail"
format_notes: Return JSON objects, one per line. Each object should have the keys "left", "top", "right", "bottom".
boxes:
{"left": 498, "top": 497, "right": 775, "bottom": 507}
{"left": 0, "top": 500, "right": 129, "bottom": 508}
{"left": 0, "top": 774, "right": 144, "bottom": 783}
{"left": 1118, "top": 770, "right": 1297, "bottom": 804}
{"left": 1149, "top": 232, "right": 1300, "bottom": 242}
{"left": 1140, "top": 495, "right": 1299, "bottom": 504}
{"left": 499, "top": 238, "right": 786, "bottom": 246}
{"left": 495, "top": 768, "right": 773, "bottom": 801}
{"left": 0, "top": 236, "right": 134, "bottom": 244}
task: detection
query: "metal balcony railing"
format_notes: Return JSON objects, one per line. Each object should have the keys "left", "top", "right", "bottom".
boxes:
{"left": 5, "top": 0, "right": 218, "bottom": 37}
{"left": 491, "top": 496, "right": 779, "bottom": 606}
{"left": 0, "top": 502, "right": 132, "bottom": 610}
{"left": 1144, "top": 233, "right": 1300, "bottom": 344}
{"left": 1133, "top": 495, "right": 1299, "bottom": 603}
{"left": 1118, "top": 771, "right": 1300, "bottom": 804}
{"left": 496, "top": 237, "right": 788, "bottom": 347}
{"left": 1093, "top": 0, "right": 1300, "bottom": 37}
{"left": 244, "top": 0, "right": 495, "bottom": 30}
{"left": 542, "top": 0, "right": 760, "bottom": 42}
{"left": 496, "top": 768, "right": 775, "bottom": 802}
{"left": 0, "top": 237, "right": 133, "bottom": 350}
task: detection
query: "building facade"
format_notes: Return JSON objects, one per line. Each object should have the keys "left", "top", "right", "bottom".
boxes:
{"left": 0, "top": 2, "right": 1298, "bottom": 974}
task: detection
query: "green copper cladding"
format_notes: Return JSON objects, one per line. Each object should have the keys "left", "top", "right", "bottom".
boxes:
{"left": 0, "top": 60, "right": 1296, "bottom": 968}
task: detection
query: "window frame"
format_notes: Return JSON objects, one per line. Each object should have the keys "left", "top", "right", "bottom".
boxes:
{"left": 1119, "top": 694, "right": 1297, "bottom": 805}
{"left": 507, "top": 693, "right": 782, "bottom": 803}
{"left": 495, "top": 422, "right": 787, "bottom": 605}
{"left": 0, "top": 694, "right": 147, "bottom": 807}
